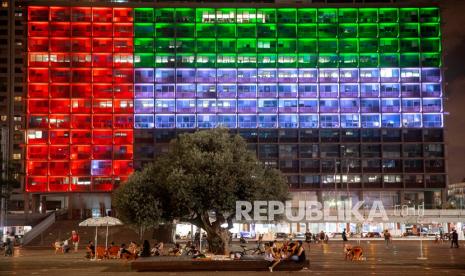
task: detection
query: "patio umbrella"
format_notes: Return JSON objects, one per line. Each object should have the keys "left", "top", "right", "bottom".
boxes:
{"left": 79, "top": 216, "right": 123, "bottom": 260}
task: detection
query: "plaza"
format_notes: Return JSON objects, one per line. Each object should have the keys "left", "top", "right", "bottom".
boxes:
{"left": 1, "top": 240, "right": 465, "bottom": 275}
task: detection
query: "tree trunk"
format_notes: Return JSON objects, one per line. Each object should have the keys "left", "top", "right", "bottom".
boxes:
{"left": 152, "top": 223, "right": 175, "bottom": 243}
{"left": 205, "top": 227, "right": 230, "bottom": 255}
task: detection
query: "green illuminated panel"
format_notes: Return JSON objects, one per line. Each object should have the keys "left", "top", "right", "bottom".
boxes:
{"left": 131, "top": 7, "right": 441, "bottom": 68}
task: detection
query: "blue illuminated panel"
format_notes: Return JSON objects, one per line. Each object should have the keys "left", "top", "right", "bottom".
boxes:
{"left": 133, "top": 68, "right": 443, "bottom": 129}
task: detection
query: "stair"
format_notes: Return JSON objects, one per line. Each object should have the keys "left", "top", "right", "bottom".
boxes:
{"left": 26, "top": 219, "right": 155, "bottom": 247}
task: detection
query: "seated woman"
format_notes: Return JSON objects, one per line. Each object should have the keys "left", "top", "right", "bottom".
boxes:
{"left": 140, "top": 240, "right": 151, "bottom": 257}
{"left": 119, "top": 243, "right": 137, "bottom": 260}
{"left": 289, "top": 241, "right": 306, "bottom": 263}
{"left": 128, "top": 241, "right": 140, "bottom": 256}
{"left": 268, "top": 242, "right": 284, "bottom": 272}
{"left": 168, "top": 243, "right": 182, "bottom": 256}
{"left": 151, "top": 241, "right": 164, "bottom": 256}
{"left": 264, "top": 242, "right": 275, "bottom": 262}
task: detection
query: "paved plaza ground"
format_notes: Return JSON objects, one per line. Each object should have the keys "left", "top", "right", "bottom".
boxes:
{"left": 1, "top": 240, "right": 465, "bottom": 275}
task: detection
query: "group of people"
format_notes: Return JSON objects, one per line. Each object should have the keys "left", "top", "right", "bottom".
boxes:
{"left": 84, "top": 239, "right": 205, "bottom": 260}
{"left": 264, "top": 240, "right": 306, "bottom": 272}
{"left": 304, "top": 230, "right": 329, "bottom": 244}
{"left": 53, "top": 230, "right": 80, "bottom": 254}
{"left": 85, "top": 240, "right": 142, "bottom": 260}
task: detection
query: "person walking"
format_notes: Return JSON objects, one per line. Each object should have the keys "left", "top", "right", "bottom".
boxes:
{"left": 71, "top": 230, "right": 80, "bottom": 252}
{"left": 305, "top": 230, "right": 312, "bottom": 250}
{"left": 342, "top": 228, "right": 348, "bottom": 242}
{"left": 439, "top": 228, "right": 444, "bottom": 243}
{"left": 384, "top": 230, "right": 392, "bottom": 248}
{"left": 451, "top": 230, "right": 459, "bottom": 248}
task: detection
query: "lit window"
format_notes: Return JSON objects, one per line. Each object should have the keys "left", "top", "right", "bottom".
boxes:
{"left": 13, "top": 153, "right": 21, "bottom": 160}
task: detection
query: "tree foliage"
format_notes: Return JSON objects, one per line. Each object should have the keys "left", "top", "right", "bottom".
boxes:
{"left": 113, "top": 128, "right": 289, "bottom": 254}
{"left": 112, "top": 170, "right": 163, "bottom": 233}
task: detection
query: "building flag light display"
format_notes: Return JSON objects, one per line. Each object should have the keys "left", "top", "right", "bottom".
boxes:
{"left": 26, "top": 6, "right": 442, "bottom": 192}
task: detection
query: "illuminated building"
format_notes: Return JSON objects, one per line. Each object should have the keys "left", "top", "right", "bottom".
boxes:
{"left": 20, "top": 2, "right": 446, "bottom": 213}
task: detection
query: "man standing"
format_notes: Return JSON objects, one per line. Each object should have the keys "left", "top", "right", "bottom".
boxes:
{"left": 71, "top": 230, "right": 80, "bottom": 252}
{"left": 451, "top": 229, "right": 459, "bottom": 248}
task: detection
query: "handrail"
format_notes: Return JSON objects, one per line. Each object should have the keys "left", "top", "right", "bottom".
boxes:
{"left": 22, "top": 212, "right": 56, "bottom": 245}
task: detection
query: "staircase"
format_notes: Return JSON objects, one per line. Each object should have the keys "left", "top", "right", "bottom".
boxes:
{"left": 26, "top": 219, "right": 155, "bottom": 247}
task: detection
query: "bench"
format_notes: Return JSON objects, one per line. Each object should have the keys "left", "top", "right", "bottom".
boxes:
{"left": 131, "top": 256, "right": 309, "bottom": 272}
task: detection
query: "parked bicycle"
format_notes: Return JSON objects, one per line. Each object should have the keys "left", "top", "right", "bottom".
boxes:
{"left": 233, "top": 241, "right": 265, "bottom": 258}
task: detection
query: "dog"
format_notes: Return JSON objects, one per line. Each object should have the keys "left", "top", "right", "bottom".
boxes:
{"left": 344, "top": 244, "right": 364, "bottom": 261}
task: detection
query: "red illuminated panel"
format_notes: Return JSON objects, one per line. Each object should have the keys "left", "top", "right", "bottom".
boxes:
{"left": 114, "top": 130, "right": 133, "bottom": 144}
{"left": 114, "top": 38, "right": 133, "bottom": 53}
{"left": 49, "top": 145, "right": 70, "bottom": 160}
{"left": 71, "top": 22, "right": 91, "bottom": 37}
{"left": 50, "top": 84, "right": 70, "bottom": 98}
{"left": 71, "top": 7, "right": 91, "bottom": 22}
{"left": 27, "top": 6, "right": 134, "bottom": 192}
{"left": 50, "top": 7, "right": 70, "bottom": 22}
{"left": 49, "top": 177, "right": 70, "bottom": 192}
{"left": 70, "top": 145, "right": 91, "bottom": 160}
{"left": 92, "top": 8, "right": 113, "bottom": 23}
{"left": 70, "top": 161, "right": 91, "bottom": 175}
{"left": 27, "top": 145, "right": 48, "bottom": 160}
{"left": 26, "top": 177, "right": 48, "bottom": 192}
{"left": 50, "top": 38, "right": 71, "bottom": 52}
{"left": 28, "top": 37, "right": 49, "bottom": 52}
{"left": 71, "top": 130, "right": 92, "bottom": 144}
{"left": 113, "top": 8, "right": 133, "bottom": 23}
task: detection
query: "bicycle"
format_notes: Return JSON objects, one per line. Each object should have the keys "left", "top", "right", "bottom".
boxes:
{"left": 233, "top": 241, "right": 265, "bottom": 258}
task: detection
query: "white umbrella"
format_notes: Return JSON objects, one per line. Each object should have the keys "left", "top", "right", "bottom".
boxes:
{"left": 79, "top": 216, "right": 123, "bottom": 260}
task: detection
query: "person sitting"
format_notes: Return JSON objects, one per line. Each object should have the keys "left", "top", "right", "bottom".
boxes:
{"left": 62, "top": 239, "right": 71, "bottom": 253}
{"left": 289, "top": 241, "right": 306, "bottom": 263}
{"left": 128, "top": 241, "right": 140, "bottom": 255}
{"left": 285, "top": 242, "right": 296, "bottom": 259}
{"left": 119, "top": 243, "right": 137, "bottom": 260}
{"left": 185, "top": 245, "right": 198, "bottom": 256}
{"left": 86, "top": 241, "right": 95, "bottom": 259}
{"left": 190, "top": 246, "right": 206, "bottom": 259}
{"left": 140, "top": 240, "right": 151, "bottom": 257}
{"left": 168, "top": 243, "right": 182, "bottom": 256}
{"left": 151, "top": 241, "right": 164, "bottom": 256}
{"left": 268, "top": 243, "right": 284, "bottom": 272}
{"left": 264, "top": 242, "right": 275, "bottom": 262}
{"left": 53, "top": 240, "right": 62, "bottom": 254}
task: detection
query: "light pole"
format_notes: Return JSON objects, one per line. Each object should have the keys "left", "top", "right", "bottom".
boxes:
{"left": 417, "top": 222, "right": 427, "bottom": 260}
{"left": 333, "top": 158, "right": 339, "bottom": 233}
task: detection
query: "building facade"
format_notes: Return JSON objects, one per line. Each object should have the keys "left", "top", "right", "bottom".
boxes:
{"left": 11, "top": 0, "right": 447, "bottom": 215}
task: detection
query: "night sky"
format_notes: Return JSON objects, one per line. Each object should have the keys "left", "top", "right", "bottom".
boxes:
{"left": 440, "top": 0, "right": 465, "bottom": 183}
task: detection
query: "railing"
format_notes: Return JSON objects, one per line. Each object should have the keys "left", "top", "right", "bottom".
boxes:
{"left": 22, "top": 212, "right": 56, "bottom": 246}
